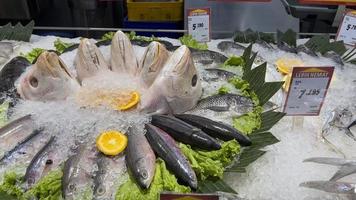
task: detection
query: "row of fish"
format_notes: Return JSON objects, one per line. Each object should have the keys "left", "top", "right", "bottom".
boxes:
{"left": 0, "top": 112, "right": 251, "bottom": 198}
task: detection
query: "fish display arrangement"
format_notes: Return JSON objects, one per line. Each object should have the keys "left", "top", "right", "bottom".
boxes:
{"left": 0, "top": 30, "right": 255, "bottom": 199}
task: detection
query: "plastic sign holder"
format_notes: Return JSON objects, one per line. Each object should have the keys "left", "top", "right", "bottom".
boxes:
{"left": 336, "top": 10, "right": 356, "bottom": 46}
{"left": 283, "top": 67, "right": 334, "bottom": 116}
{"left": 160, "top": 192, "right": 219, "bottom": 200}
{"left": 187, "top": 8, "right": 211, "bottom": 42}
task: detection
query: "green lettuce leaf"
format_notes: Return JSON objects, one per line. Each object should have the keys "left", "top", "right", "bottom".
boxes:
{"left": 101, "top": 32, "right": 115, "bottom": 41}
{"left": 179, "top": 140, "right": 240, "bottom": 180}
{"left": 179, "top": 35, "right": 208, "bottom": 50}
{"left": 218, "top": 86, "right": 230, "bottom": 95}
{"left": 0, "top": 101, "right": 9, "bottom": 127}
{"left": 0, "top": 172, "right": 24, "bottom": 199}
{"left": 24, "top": 169, "right": 63, "bottom": 200}
{"left": 20, "top": 48, "right": 46, "bottom": 63}
{"left": 233, "top": 106, "right": 262, "bottom": 135}
{"left": 54, "top": 39, "right": 75, "bottom": 54}
{"left": 223, "top": 56, "right": 245, "bottom": 68}
{"left": 116, "top": 159, "right": 190, "bottom": 200}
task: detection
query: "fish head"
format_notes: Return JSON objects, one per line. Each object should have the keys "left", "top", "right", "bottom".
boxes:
{"left": 140, "top": 45, "right": 202, "bottom": 114}
{"left": 75, "top": 38, "right": 109, "bottom": 83}
{"left": 135, "top": 157, "right": 153, "bottom": 189}
{"left": 110, "top": 30, "right": 139, "bottom": 75}
{"left": 139, "top": 41, "right": 169, "bottom": 87}
{"left": 17, "top": 51, "right": 80, "bottom": 101}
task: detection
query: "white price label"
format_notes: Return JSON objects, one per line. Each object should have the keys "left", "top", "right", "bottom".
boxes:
{"left": 337, "top": 11, "right": 356, "bottom": 46}
{"left": 283, "top": 67, "right": 334, "bottom": 116}
{"left": 187, "top": 8, "right": 210, "bottom": 42}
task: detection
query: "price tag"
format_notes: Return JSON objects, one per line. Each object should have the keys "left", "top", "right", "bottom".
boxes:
{"left": 336, "top": 11, "right": 356, "bottom": 45}
{"left": 187, "top": 8, "right": 210, "bottom": 42}
{"left": 160, "top": 192, "right": 219, "bottom": 200}
{"left": 283, "top": 67, "right": 334, "bottom": 116}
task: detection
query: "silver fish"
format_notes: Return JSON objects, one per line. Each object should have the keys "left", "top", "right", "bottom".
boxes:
{"left": 190, "top": 49, "right": 228, "bottom": 66}
{"left": 62, "top": 143, "right": 96, "bottom": 200}
{"left": 125, "top": 127, "right": 155, "bottom": 189}
{"left": 24, "top": 136, "right": 56, "bottom": 188}
{"left": 93, "top": 153, "right": 126, "bottom": 200}
{"left": 192, "top": 93, "right": 254, "bottom": 116}
{"left": 203, "top": 68, "right": 236, "bottom": 82}
{"left": 300, "top": 181, "right": 355, "bottom": 194}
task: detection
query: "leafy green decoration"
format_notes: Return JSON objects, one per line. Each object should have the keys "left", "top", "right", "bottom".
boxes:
{"left": 0, "top": 21, "right": 34, "bottom": 42}
{"left": 304, "top": 35, "right": 347, "bottom": 56}
{"left": 234, "top": 29, "right": 275, "bottom": 44}
{"left": 277, "top": 29, "right": 296, "bottom": 47}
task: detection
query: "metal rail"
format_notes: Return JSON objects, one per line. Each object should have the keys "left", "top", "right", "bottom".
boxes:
{"left": 31, "top": 26, "right": 337, "bottom": 37}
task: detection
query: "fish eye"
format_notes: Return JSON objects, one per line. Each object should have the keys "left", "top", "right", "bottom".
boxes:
{"left": 140, "top": 170, "right": 148, "bottom": 179}
{"left": 191, "top": 74, "right": 197, "bottom": 87}
{"left": 97, "top": 186, "right": 106, "bottom": 195}
{"left": 46, "top": 159, "right": 53, "bottom": 165}
{"left": 29, "top": 76, "right": 38, "bottom": 88}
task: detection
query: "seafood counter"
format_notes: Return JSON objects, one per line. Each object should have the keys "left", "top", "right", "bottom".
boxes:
{"left": 0, "top": 31, "right": 355, "bottom": 200}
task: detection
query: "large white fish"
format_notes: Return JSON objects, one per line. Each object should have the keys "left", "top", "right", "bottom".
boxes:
{"left": 17, "top": 51, "right": 80, "bottom": 101}
{"left": 140, "top": 45, "right": 202, "bottom": 114}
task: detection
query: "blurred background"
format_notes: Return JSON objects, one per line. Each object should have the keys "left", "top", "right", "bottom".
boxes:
{"left": 0, "top": 0, "right": 355, "bottom": 39}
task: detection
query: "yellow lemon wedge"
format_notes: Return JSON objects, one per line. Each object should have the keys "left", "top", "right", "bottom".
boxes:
{"left": 115, "top": 91, "right": 140, "bottom": 111}
{"left": 275, "top": 58, "right": 304, "bottom": 75}
{"left": 96, "top": 130, "right": 128, "bottom": 156}
{"left": 282, "top": 74, "right": 292, "bottom": 92}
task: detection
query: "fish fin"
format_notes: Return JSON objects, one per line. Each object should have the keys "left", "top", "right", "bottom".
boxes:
{"left": 303, "top": 157, "right": 350, "bottom": 166}
{"left": 330, "top": 164, "right": 356, "bottom": 181}
{"left": 300, "top": 181, "right": 355, "bottom": 194}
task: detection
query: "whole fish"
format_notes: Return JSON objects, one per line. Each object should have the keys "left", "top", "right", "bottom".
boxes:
{"left": 24, "top": 136, "right": 56, "bottom": 188}
{"left": 125, "top": 127, "right": 155, "bottom": 189}
{"left": 190, "top": 49, "right": 228, "bottom": 66}
{"left": 203, "top": 68, "right": 236, "bottom": 82}
{"left": 217, "top": 41, "right": 246, "bottom": 56}
{"left": 151, "top": 115, "right": 221, "bottom": 150}
{"left": 17, "top": 51, "right": 80, "bottom": 101}
{"left": 62, "top": 143, "right": 97, "bottom": 200}
{"left": 0, "top": 116, "right": 44, "bottom": 163}
{"left": 111, "top": 30, "right": 139, "bottom": 75}
{"left": 75, "top": 38, "right": 110, "bottom": 83}
{"left": 0, "top": 57, "right": 30, "bottom": 97}
{"left": 145, "top": 124, "right": 197, "bottom": 189}
{"left": 174, "top": 114, "right": 251, "bottom": 146}
{"left": 93, "top": 153, "right": 126, "bottom": 200}
{"left": 193, "top": 93, "right": 254, "bottom": 116}
{"left": 300, "top": 181, "right": 355, "bottom": 194}
{"left": 140, "top": 45, "right": 202, "bottom": 114}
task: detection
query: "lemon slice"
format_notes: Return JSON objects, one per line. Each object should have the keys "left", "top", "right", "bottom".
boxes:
{"left": 275, "top": 58, "right": 304, "bottom": 75}
{"left": 282, "top": 74, "right": 292, "bottom": 92}
{"left": 96, "top": 130, "right": 128, "bottom": 156}
{"left": 115, "top": 91, "right": 140, "bottom": 111}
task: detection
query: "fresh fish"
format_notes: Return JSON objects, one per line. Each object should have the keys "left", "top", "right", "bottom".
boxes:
{"left": 193, "top": 93, "right": 254, "bottom": 116}
{"left": 304, "top": 157, "right": 356, "bottom": 181}
{"left": 255, "top": 39, "right": 274, "bottom": 49}
{"left": 203, "top": 68, "right": 236, "bottom": 82}
{"left": 322, "top": 108, "right": 355, "bottom": 141}
{"left": 24, "top": 136, "right": 55, "bottom": 188}
{"left": 174, "top": 114, "right": 251, "bottom": 146}
{"left": 190, "top": 49, "right": 228, "bottom": 66}
{"left": 110, "top": 30, "right": 139, "bottom": 75}
{"left": 324, "top": 51, "right": 344, "bottom": 66}
{"left": 277, "top": 42, "right": 297, "bottom": 53}
{"left": 126, "top": 127, "right": 155, "bottom": 189}
{"left": 0, "top": 57, "right": 30, "bottom": 96}
{"left": 151, "top": 115, "right": 221, "bottom": 150}
{"left": 145, "top": 124, "right": 197, "bottom": 189}
{"left": 296, "top": 44, "right": 318, "bottom": 57}
{"left": 17, "top": 51, "right": 80, "bottom": 101}
{"left": 62, "top": 143, "right": 97, "bottom": 200}
{"left": 139, "top": 41, "right": 169, "bottom": 87}
{"left": 0, "top": 115, "right": 36, "bottom": 161}
{"left": 217, "top": 41, "right": 246, "bottom": 56}
{"left": 75, "top": 38, "right": 110, "bottom": 83}
{"left": 140, "top": 45, "right": 202, "bottom": 114}
{"left": 300, "top": 181, "right": 355, "bottom": 194}
{"left": 93, "top": 153, "right": 126, "bottom": 200}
